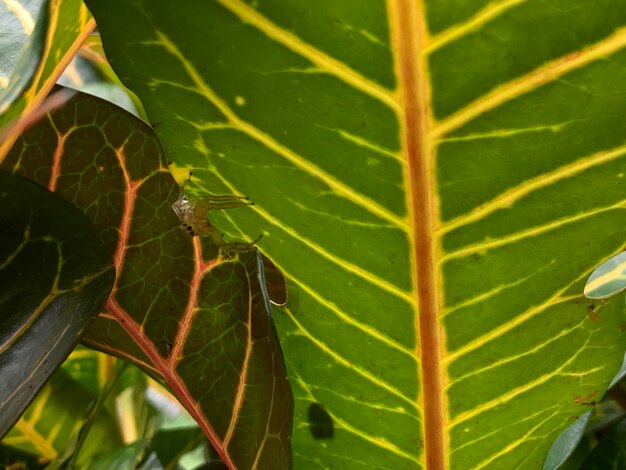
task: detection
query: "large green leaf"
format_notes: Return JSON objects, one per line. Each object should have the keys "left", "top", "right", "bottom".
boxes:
{"left": 86, "top": 0, "right": 626, "bottom": 468}
{"left": 0, "top": 170, "right": 114, "bottom": 437}
{"left": 1, "top": 90, "right": 292, "bottom": 468}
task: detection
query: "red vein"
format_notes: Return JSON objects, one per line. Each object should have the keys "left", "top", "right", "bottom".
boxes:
{"left": 100, "top": 157, "right": 237, "bottom": 466}
{"left": 391, "top": 1, "right": 446, "bottom": 468}
{"left": 106, "top": 297, "right": 235, "bottom": 468}
{"left": 48, "top": 128, "right": 67, "bottom": 191}
{"left": 112, "top": 149, "right": 138, "bottom": 286}
{"left": 83, "top": 337, "right": 162, "bottom": 378}
{"left": 169, "top": 237, "right": 215, "bottom": 366}
{"left": 223, "top": 268, "right": 254, "bottom": 448}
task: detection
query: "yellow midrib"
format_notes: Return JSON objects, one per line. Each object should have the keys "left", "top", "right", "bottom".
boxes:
{"left": 389, "top": 1, "right": 448, "bottom": 468}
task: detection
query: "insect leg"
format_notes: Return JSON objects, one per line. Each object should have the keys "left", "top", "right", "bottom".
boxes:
{"left": 202, "top": 195, "right": 255, "bottom": 210}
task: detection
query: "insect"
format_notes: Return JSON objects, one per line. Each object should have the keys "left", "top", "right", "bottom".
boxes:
{"left": 172, "top": 184, "right": 259, "bottom": 253}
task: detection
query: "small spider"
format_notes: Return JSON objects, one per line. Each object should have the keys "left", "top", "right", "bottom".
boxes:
{"left": 172, "top": 184, "right": 259, "bottom": 253}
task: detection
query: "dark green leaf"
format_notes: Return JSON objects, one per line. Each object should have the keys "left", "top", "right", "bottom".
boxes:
{"left": 581, "top": 417, "right": 626, "bottom": 469}
{"left": 0, "top": 170, "right": 114, "bottom": 437}
{"left": 1, "top": 90, "right": 292, "bottom": 468}
{"left": 151, "top": 426, "right": 204, "bottom": 470}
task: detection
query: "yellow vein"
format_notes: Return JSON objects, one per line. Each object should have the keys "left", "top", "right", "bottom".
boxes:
{"left": 288, "top": 274, "right": 416, "bottom": 358}
{"left": 450, "top": 406, "right": 557, "bottom": 455}
{"left": 25, "top": 382, "right": 51, "bottom": 424}
{"left": 223, "top": 269, "right": 254, "bottom": 448}
{"left": 215, "top": 0, "right": 399, "bottom": 110}
{"left": 432, "top": 27, "right": 626, "bottom": 138}
{"left": 436, "top": 122, "right": 571, "bottom": 143}
{"left": 442, "top": 260, "right": 556, "bottom": 317}
{"left": 449, "top": 343, "right": 600, "bottom": 427}
{"left": 15, "top": 421, "right": 56, "bottom": 459}
{"left": 473, "top": 409, "right": 563, "bottom": 469}
{"left": 446, "top": 269, "right": 590, "bottom": 362}
{"left": 207, "top": 166, "right": 415, "bottom": 304}
{"left": 152, "top": 31, "right": 408, "bottom": 231}
{"left": 425, "top": 0, "right": 527, "bottom": 53}
{"left": 3, "top": 0, "right": 35, "bottom": 33}
{"left": 442, "top": 199, "right": 626, "bottom": 261}
{"left": 46, "top": 414, "right": 67, "bottom": 447}
{"left": 439, "top": 142, "right": 626, "bottom": 235}
{"left": 0, "top": 239, "right": 62, "bottom": 353}
{"left": 305, "top": 383, "right": 418, "bottom": 418}
{"left": 285, "top": 307, "right": 419, "bottom": 411}
{"left": 290, "top": 369, "right": 421, "bottom": 463}
{"left": 445, "top": 318, "right": 586, "bottom": 388}
{"left": 219, "top": 210, "right": 416, "bottom": 358}
{"left": 585, "top": 253, "right": 626, "bottom": 295}
{"left": 0, "top": 224, "right": 29, "bottom": 270}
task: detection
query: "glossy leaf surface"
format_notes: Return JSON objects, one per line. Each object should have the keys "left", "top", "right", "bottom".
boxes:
{"left": 0, "top": 0, "right": 94, "bottom": 157}
{"left": 86, "top": 0, "right": 626, "bottom": 468}
{"left": 0, "top": 0, "right": 44, "bottom": 94}
{"left": 585, "top": 251, "right": 626, "bottom": 299}
{"left": 0, "top": 170, "right": 114, "bottom": 437}
{"left": 1, "top": 91, "right": 292, "bottom": 468}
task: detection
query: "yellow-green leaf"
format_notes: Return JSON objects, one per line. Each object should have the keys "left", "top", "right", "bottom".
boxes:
{"left": 0, "top": 0, "right": 94, "bottom": 158}
{"left": 86, "top": 1, "right": 626, "bottom": 468}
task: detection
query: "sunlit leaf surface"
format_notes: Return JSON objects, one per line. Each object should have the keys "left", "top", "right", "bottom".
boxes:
{"left": 85, "top": 0, "right": 626, "bottom": 468}
{"left": 585, "top": 251, "right": 626, "bottom": 299}
{"left": 0, "top": 0, "right": 44, "bottom": 92}
{"left": 0, "top": 0, "right": 94, "bottom": 157}
{"left": 1, "top": 91, "right": 292, "bottom": 468}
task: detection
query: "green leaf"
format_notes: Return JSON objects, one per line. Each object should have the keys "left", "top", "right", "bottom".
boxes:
{"left": 542, "top": 411, "right": 591, "bottom": 470}
{"left": 581, "top": 417, "right": 626, "bottom": 469}
{"left": 1, "top": 367, "right": 121, "bottom": 466}
{"left": 85, "top": 0, "right": 626, "bottom": 468}
{"left": 150, "top": 426, "right": 205, "bottom": 469}
{"left": 584, "top": 251, "right": 626, "bottom": 299}
{"left": 0, "top": 170, "right": 114, "bottom": 437}
{"left": 86, "top": 440, "right": 149, "bottom": 470}
{"left": 0, "top": 0, "right": 45, "bottom": 99}
{"left": 1, "top": 90, "right": 292, "bottom": 468}
{"left": 0, "top": 0, "right": 94, "bottom": 157}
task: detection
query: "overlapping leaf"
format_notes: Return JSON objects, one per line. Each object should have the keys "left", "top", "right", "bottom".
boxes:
{"left": 0, "top": 0, "right": 44, "bottom": 93}
{"left": 0, "top": 0, "right": 94, "bottom": 157}
{"left": 1, "top": 90, "right": 292, "bottom": 468}
{"left": 0, "top": 170, "right": 114, "bottom": 436}
{"left": 86, "top": 0, "right": 626, "bottom": 468}
{"left": 1, "top": 367, "right": 122, "bottom": 466}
